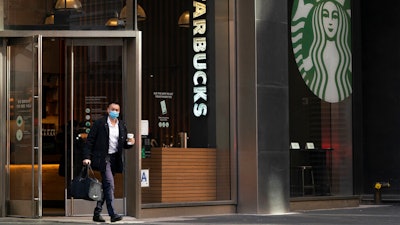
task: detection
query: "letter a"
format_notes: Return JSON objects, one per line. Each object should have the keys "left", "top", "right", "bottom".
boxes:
{"left": 141, "top": 172, "right": 147, "bottom": 182}
{"left": 193, "top": 1, "right": 206, "bottom": 18}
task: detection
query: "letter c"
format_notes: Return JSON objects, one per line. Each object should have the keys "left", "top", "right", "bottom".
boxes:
{"left": 193, "top": 71, "right": 207, "bottom": 85}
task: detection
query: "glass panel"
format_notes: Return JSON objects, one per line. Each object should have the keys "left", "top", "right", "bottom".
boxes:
{"left": 289, "top": 97, "right": 353, "bottom": 197}
{"left": 141, "top": 0, "right": 232, "bottom": 204}
{"left": 4, "top": 0, "right": 136, "bottom": 30}
{"left": 8, "top": 37, "right": 41, "bottom": 217}
{"left": 41, "top": 38, "right": 65, "bottom": 215}
{"left": 65, "top": 40, "right": 124, "bottom": 215}
{"left": 289, "top": 0, "right": 353, "bottom": 197}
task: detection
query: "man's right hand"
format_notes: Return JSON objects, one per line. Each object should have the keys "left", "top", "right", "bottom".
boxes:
{"left": 82, "top": 159, "right": 91, "bottom": 165}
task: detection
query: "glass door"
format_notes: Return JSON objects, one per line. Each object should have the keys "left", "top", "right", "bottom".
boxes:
{"left": 6, "top": 36, "right": 43, "bottom": 217}
{"left": 64, "top": 38, "right": 125, "bottom": 216}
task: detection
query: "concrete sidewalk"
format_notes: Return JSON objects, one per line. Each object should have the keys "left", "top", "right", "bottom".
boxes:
{"left": 0, "top": 204, "right": 399, "bottom": 225}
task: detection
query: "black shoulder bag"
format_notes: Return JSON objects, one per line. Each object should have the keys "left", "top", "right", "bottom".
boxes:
{"left": 70, "top": 165, "right": 103, "bottom": 201}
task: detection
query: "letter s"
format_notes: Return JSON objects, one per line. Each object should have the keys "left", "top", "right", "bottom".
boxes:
{"left": 193, "top": 103, "right": 207, "bottom": 117}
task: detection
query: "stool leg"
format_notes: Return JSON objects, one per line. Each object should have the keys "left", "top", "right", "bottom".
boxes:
{"left": 301, "top": 168, "right": 305, "bottom": 196}
{"left": 300, "top": 167, "right": 316, "bottom": 196}
{"left": 310, "top": 169, "right": 315, "bottom": 195}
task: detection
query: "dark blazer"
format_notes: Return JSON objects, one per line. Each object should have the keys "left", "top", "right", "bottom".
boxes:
{"left": 83, "top": 116, "right": 133, "bottom": 173}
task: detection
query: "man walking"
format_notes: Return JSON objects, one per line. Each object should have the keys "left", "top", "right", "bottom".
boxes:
{"left": 83, "top": 101, "right": 135, "bottom": 222}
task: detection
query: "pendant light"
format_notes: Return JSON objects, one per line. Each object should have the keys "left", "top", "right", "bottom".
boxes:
{"left": 54, "top": 0, "right": 82, "bottom": 10}
{"left": 119, "top": 4, "right": 147, "bottom": 22}
{"left": 178, "top": 11, "right": 190, "bottom": 28}
{"left": 105, "top": 12, "right": 125, "bottom": 27}
{"left": 44, "top": 13, "right": 55, "bottom": 24}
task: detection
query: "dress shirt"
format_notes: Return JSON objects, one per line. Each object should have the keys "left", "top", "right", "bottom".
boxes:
{"left": 107, "top": 117, "right": 119, "bottom": 154}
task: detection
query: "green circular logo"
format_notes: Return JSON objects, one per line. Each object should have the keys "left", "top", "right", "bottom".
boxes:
{"left": 291, "top": 0, "right": 352, "bottom": 103}
{"left": 16, "top": 115, "right": 23, "bottom": 127}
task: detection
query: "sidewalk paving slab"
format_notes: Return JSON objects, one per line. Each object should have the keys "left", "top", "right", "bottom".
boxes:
{"left": 0, "top": 204, "right": 399, "bottom": 225}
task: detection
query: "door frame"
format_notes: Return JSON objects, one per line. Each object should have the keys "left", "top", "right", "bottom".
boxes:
{"left": 0, "top": 38, "right": 7, "bottom": 217}
{"left": 0, "top": 30, "right": 141, "bottom": 218}
{"left": 64, "top": 37, "right": 126, "bottom": 216}
{"left": 5, "top": 35, "right": 43, "bottom": 218}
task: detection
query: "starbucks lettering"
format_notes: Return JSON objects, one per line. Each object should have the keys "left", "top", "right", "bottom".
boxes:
{"left": 193, "top": 0, "right": 207, "bottom": 117}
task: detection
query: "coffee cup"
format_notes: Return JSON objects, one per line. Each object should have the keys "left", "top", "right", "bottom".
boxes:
{"left": 127, "top": 133, "right": 134, "bottom": 145}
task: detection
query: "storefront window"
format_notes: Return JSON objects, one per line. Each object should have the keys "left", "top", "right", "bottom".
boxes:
{"left": 4, "top": 0, "right": 136, "bottom": 30}
{"left": 140, "top": 0, "right": 232, "bottom": 204}
{"left": 289, "top": 0, "right": 353, "bottom": 197}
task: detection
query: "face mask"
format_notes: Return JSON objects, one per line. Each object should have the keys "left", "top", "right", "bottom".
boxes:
{"left": 109, "top": 110, "right": 119, "bottom": 119}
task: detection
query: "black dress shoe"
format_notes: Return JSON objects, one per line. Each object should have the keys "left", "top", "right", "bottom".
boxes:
{"left": 93, "top": 215, "right": 105, "bottom": 222}
{"left": 110, "top": 214, "right": 123, "bottom": 222}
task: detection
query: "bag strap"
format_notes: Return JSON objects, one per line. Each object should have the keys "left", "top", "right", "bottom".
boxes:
{"left": 79, "top": 166, "right": 88, "bottom": 179}
{"left": 86, "top": 164, "right": 98, "bottom": 180}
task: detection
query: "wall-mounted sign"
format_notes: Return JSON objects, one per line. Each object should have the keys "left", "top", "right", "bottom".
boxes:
{"left": 154, "top": 92, "right": 173, "bottom": 129}
{"left": 141, "top": 169, "right": 150, "bottom": 187}
{"left": 141, "top": 120, "right": 149, "bottom": 136}
{"left": 291, "top": 0, "right": 352, "bottom": 103}
{"left": 85, "top": 96, "right": 108, "bottom": 123}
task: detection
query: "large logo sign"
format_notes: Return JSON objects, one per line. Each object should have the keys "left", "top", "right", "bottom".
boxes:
{"left": 291, "top": 0, "right": 352, "bottom": 103}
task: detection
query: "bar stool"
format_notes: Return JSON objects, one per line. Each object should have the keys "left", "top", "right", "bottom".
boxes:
{"left": 298, "top": 165, "right": 315, "bottom": 195}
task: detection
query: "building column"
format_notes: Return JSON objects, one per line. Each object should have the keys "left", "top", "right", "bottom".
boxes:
{"left": 236, "top": 0, "right": 290, "bottom": 214}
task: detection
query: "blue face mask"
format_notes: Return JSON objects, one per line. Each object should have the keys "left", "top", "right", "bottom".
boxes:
{"left": 109, "top": 110, "right": 119, "bottom": 119}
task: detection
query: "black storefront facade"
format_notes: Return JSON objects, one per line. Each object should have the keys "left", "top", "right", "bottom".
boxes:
{"left": 0, "top": 0, "right": 397, "bottom": 219}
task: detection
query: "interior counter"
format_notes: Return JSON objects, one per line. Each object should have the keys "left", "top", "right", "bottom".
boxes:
{"left": 142, "top": 147, "right": 217, "bottom": 203}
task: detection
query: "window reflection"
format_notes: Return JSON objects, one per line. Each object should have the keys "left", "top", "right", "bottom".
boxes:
{"left": 4, "top": 0, "right": 133, "bottom": 30}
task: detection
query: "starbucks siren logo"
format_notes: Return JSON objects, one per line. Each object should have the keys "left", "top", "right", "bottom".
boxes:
{"left": 291, "top": 0, "right": 352, "bottom": 103}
